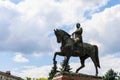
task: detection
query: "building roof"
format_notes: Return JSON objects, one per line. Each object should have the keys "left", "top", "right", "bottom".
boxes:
{"left": 0, "top": 71, "right": 22, "bottom": 80}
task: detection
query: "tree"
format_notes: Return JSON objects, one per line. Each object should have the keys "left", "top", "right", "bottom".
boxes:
{"left": 48, "top": 67, "right": 57, "bottom": 80}
{"left": 118, "top": 77, "right": 120, "bottom": 80}
{"left": 48, "top": 60, "right": 72, "bottom": 80}
{"left": 26, "top": 77, "right": 31, "bottom": 80}
{"left": 103, "top": 69, "right": 117, "bottom": 80}
{"left": 36, "top": 78, "right": 48, "bottom": 80}
{"left": 117, "top": 73, "right": 120, "bottom": 80}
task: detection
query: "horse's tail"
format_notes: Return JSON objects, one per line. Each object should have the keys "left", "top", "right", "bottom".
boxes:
{"left": 94, "top": 45, "right": 100, "bottom": 68}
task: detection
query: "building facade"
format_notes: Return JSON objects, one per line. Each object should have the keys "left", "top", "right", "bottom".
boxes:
{"left": 0, "top": 71, "right": 22, "bottom": 80}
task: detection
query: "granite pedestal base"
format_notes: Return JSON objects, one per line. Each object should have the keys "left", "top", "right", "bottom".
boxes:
{"left": 52, "top": 72, "right": 102, "bottom": 80}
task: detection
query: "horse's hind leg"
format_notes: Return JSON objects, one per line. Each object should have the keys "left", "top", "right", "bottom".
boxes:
{"left": 76, "top": 57, "right": 85, "bottom": 73}
{"left": 91, "top": 56, "right": 98, "bottom": 76}
{"left": 62, "top": 56, "right": 70, "bottom": 71}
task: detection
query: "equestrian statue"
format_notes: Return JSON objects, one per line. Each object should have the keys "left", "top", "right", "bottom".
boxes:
{"left": 53, "top": 23, "right": 100, "bottom": 76}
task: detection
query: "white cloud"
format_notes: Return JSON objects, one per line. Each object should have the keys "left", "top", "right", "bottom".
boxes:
{"left": 16, "top": 65, "right": 52, "bottom": 78}
{"left": 0, "top": 0, "right": 15, "bottom": 8}
{"left": 0, "top": 0, "right": 120, "bottom": 78}
{"left": 13, "top": 52, "right": 29, "bottom": 62}
{"left": 14, "top": 53, "right": 120, "bottom": 78}
{"left": 0, "top": 0, "right": 110, "bottom": 55}
{"left": 16, "top": 0, "right": 109, "bottom": 23}
{"left": 70, "top": 54, "right": 120, "bottom": 76}
{"left": 32, "top": 52, "right": 44, "bottom": 57}
{"left": 100, "top": 54, "right": 120, "bottom": 75}
{"left": 82, "top": 4, "right": 120, "bottom": 55}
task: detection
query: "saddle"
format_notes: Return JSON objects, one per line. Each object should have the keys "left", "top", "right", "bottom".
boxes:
{"left": 73, "top": 42, "right": 83, "bottom": 52}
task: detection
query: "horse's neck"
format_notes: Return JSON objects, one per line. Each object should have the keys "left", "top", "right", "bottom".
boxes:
{"left": 62, "top": 36, "right": 74, "bottom": 46}
{"left": 62, "top": 30, "right": 70, "bottom": 37}
{"left": 61, "top": 36, "right": 68, "bottom": 46}
{"left": 60, "top": 30, "right": 74, "bottom": 46}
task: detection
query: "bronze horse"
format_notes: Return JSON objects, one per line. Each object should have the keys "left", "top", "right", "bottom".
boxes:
{"left": 53, "top": 29, "right": 100, "bottom": 76}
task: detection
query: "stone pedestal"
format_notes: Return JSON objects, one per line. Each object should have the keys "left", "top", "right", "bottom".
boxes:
{"left": 52, "top": 72, "right": 102, "bottom": 80}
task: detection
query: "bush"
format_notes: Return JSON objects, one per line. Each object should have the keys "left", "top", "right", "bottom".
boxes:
{"left": 103, "top": 69, "right": 117, "bottom": 80}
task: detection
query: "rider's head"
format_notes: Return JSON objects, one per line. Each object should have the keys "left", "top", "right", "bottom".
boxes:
{"left": 76, "top": 23, "right": 81, "bottom": 28}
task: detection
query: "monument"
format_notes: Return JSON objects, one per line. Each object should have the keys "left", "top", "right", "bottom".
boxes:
{"left": 51, "top": 23, "right": 101, "bottom": 80}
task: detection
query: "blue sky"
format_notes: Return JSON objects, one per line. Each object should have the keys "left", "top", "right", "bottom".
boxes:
{"left": 10, "top": 0, "right": 23, "bottom": 4}
{"left": 0, "top": 0, "right": 120, "bottom": 78}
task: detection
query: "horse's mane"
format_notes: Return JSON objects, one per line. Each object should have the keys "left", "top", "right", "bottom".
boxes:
{"left": 59, "top": 29, "right": 71, "bottom": 38}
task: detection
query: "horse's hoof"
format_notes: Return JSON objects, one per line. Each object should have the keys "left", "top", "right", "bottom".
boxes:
{"left": 75, "top": 70, "right": 79, "bottom": 73}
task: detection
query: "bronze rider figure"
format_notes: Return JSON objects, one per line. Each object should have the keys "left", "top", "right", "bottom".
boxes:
{"left": 72, "top": 23, "right": 83, "bottom": 45}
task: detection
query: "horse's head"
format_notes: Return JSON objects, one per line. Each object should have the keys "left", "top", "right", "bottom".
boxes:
{"left": 54, "top": 29, "right": 62, "bottom": 43}
{"left": 54, "top": 29, "right": 70, "bottom": 43}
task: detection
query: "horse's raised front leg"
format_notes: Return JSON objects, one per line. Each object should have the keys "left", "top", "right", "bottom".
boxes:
{"left": 53, "top": 52, "right": 62, "bottom": 62}
{"left": 53, "top": 52, "right": 62, "bottom": 72}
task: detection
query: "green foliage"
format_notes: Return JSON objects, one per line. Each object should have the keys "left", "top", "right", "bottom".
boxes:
{"left": 36, "top": 78, "right": 48, "bottom": 80}
{"left": 26, "top": 77, "right": 31, "bottom": 80}
{"left": 118, "top": 77, "right": 120, "bottom": 80}
{"left": 26, "top": 77, "right": 48, "bottom": 80}
{"left": 103, "top": 69, "right": 117, "bottom": 80}
{"left": 118, "top": 73, "right": 120, "bottom": 80}
{"left": 48, "top": 67, "right": 57, "bottom": 80}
